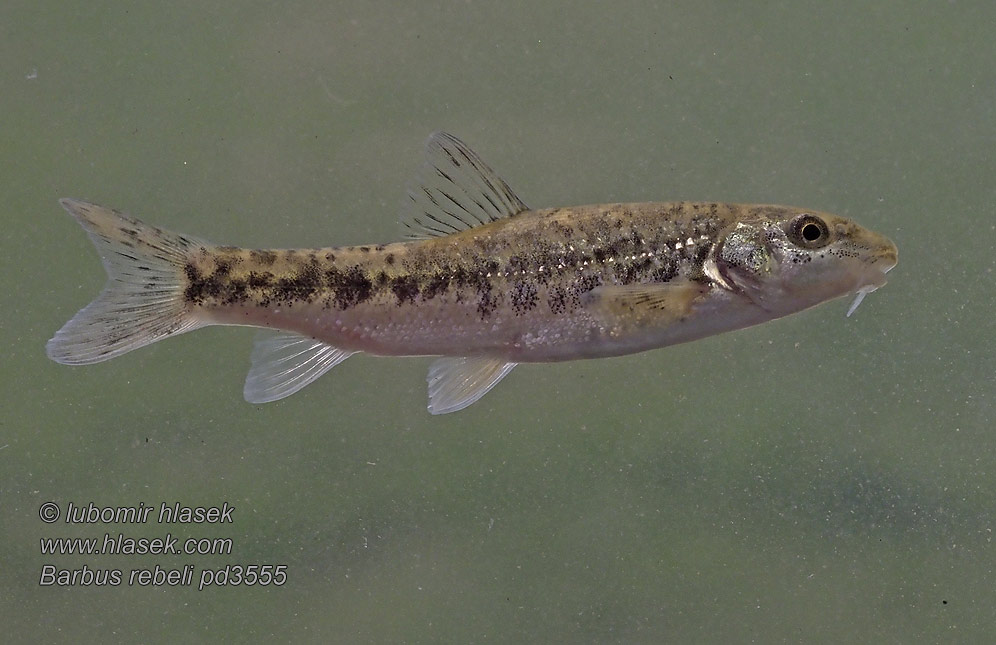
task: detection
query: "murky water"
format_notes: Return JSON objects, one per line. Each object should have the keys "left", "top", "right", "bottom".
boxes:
{"left": 4, "top": 2, "right": 995, "bottom": 641}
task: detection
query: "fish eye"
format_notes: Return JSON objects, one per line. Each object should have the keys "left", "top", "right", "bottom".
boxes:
{"left": 788, "top": 214, "right": 830, "bottom": 249}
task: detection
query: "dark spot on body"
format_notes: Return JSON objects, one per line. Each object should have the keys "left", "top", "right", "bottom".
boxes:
{"left": 183, "top": 263, "right": 222, "bottom": 305}
{"left": 325, "top": 265, "right": 373, "bottom": 309}
{"left": 477, "top": 287, "right": 499, "bottom": 318}
{"left": 452, "top": 266, "right": 470, "bottom": 288}
{"left": 225, "top": 278, "right": 248, "bottom": 304}
{"left": 694, "top": 243, "right": 712, "bottom": 265}
{"left": 423, "top": 274, "right": 451, "bottom": 299}
{"left": 247, "top": 271, "right": 273, "bottom": 288}
{"left": 214, "top": 258, "right": 233, "bottom": 276}
{"left": 561, "top": 245, "right": 585, "bottom": 267}
{"left": 275, "top": 260, "right": 323, "bottom": 303}
{"left": 614, "top": 256, "right": 653, "bottom": 284}
{"left": 507, "top": 254, "right": 531, "bottom": 273}
{"left": 651, "top": 258, "right": 679, "bottom": 283}
{"left": 391, "top": 275, "right": 420, "bottom": 305}
{"left": 385, "top": 253, "right": 396, "bottom": 265}
{"left": 548, "top": 286, "right": 568, "bottom": 314}
{"left": 510, "top": 280, "right": 538, "bottom": 315}
{"left": 566, "top": 273, "right": 602, "bottom": 308}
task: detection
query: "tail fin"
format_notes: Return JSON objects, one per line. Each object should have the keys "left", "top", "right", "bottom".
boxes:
{"left": 46, "top": 199, "right": 210, "bottom": 365}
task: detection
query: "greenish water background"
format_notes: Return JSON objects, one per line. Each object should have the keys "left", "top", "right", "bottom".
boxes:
{"left": 3, "top": 1, "right": 995, "bottom": 642}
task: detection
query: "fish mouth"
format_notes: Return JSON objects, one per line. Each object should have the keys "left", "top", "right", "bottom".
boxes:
{"left": 845, "top": 245, "right": 897, "bottom": 317}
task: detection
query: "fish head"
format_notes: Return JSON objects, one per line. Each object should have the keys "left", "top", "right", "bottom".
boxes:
{"left": 713, "top": 206, "right": 898, "bottom": 316}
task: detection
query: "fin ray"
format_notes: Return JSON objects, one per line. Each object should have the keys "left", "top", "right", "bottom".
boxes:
{"left": 584, "top": 281, "right": 709, "bottom": 328}
{"left": 426, "top": 356, "right": 517, "bottom": 414}
{"left": 46, "top": 199, "right": 208, "bottom": 365}
{"left": 244, "top": 330, "right": 354, "bottom": 404}
{"left": 401, "top": 132, "right": 528, "bottom": 239}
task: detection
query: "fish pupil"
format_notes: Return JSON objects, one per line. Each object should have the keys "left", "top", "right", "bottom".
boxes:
{"left": 788, "top": 214, "right": 830, "bottom": 249}
{"left": 801, "top": 223, "right": 822, "bottom": 241}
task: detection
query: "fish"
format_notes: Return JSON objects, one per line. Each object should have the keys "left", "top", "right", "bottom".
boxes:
{"left": 47, "top": 132, "right": 898, "bottom": 414}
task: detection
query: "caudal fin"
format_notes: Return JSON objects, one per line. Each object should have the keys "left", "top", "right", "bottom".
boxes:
{"left": 47, "top": 199, "right": 209, "bottom": 365}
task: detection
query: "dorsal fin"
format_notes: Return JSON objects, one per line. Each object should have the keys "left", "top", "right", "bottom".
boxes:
{"left": 400, "top": 132, "right": 529, "bottom": 239}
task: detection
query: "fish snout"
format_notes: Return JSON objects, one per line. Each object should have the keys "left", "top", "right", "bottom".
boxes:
{"left": 874, "top": 240, "right": 898, "bottom": 274}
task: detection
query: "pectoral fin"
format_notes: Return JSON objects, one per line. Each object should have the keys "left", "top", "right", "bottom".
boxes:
{"left": 584, "top": 280, "right": 709, "bottom": 329}
{"left": 426, "top": 356, "right": 517, "bottom": 414}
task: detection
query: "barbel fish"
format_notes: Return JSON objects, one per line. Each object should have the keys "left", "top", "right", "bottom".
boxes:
{"left": 47, "top": 132, "right": 897, "bottom": 414}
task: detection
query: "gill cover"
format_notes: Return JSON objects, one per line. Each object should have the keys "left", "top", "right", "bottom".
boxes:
{"left": 716, "top": 222, "right": 775, "bottom": 303}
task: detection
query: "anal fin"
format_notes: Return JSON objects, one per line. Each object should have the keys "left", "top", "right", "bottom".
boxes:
{"left": 427, "top": 356, "right": 517, "bottom": 415}
{"left": 244, "top": 330, "right": 354, "bottom": 404}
